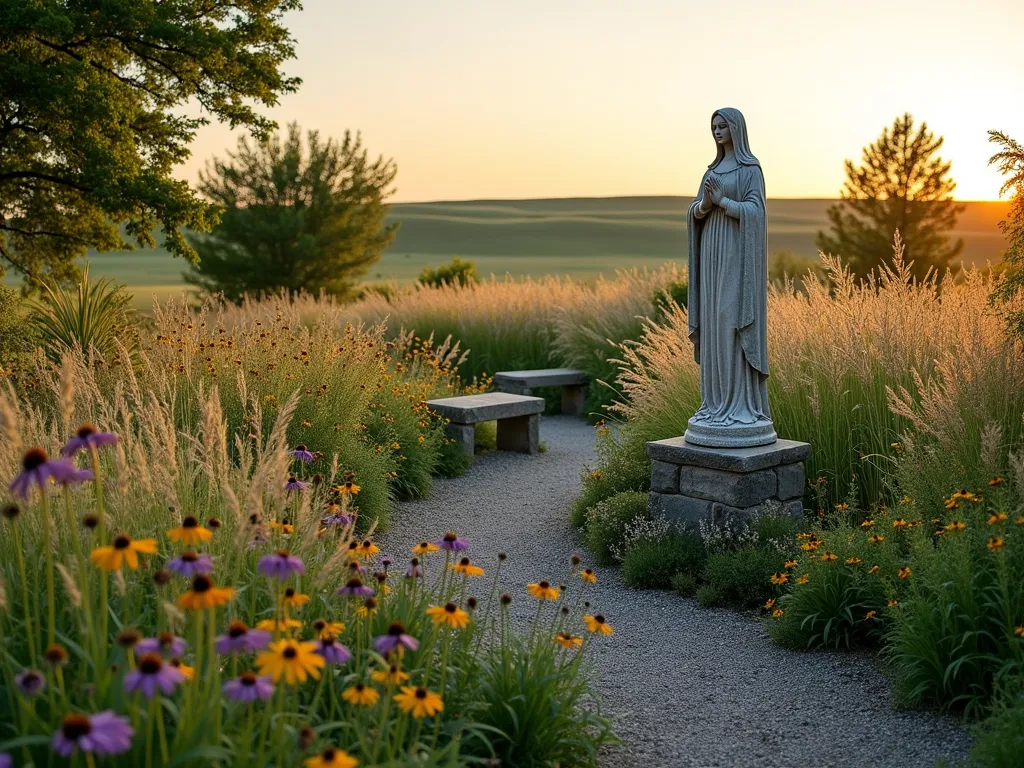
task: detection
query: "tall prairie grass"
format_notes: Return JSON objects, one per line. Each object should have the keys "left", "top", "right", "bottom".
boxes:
{"left": 590, "top": 235, "right": 1024, "bottom": 512}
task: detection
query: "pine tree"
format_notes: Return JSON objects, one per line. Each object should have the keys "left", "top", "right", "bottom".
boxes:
{"left": 186, "top": 124, "right": 399, "bottom": 302}
{"left": 987, "top": 130, "right": 1024, "bottom": 337}
{"left": 817, "top": 113, "right": 965, "bottom": 281}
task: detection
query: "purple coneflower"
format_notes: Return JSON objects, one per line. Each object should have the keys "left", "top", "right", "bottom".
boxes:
{"left": 315, "top": 635, "right": 353, "bottom": 664}
{"left": 406, "top": 558, "right": 422, "bottom": 579}
{"left": 0, "top": 752, "right": 11, "bottom": 768}
{"left": 15, "top": 669, "right": 45, "bottom": 697}
{"left": 322, "top": 511, "right": 354, "bottom": 528}
{"left": 216, "top": 620, "right": 272, "bottom": 654}
{"left": 123, "top": 653, "right": 186, "bottom": 699}
{"left": 167, "top": 550, "right": 214, "bottom": 577}
{"left": 285, "top": 476, "right": 307, "bottom": 493}
{"left": 257, "top": 550, "right": 305, "bottom": 580}
{"left": 52, "top": 711, "right": 134, "bottom": 758}
{"left": 9, "top": 448, "right": 86, "bottom": 499}
{"left": 292, "top": 444, "right": 315, "bottom": 463}
{"left": 60, "top": 424, "right": 119, "bottom": 458}
{"left": 373, "top": 622, "right": 419, "bottom": 656}
{"left": 336, "top": 577, "right": 374, "bottom": 597}
{"left": 222, "top": 672, "right": 274, "bottom": 702}
{"left": 435, "top": 531, "right": 469, "bottom": 551}
{"left": 135, "top": 633, "right": 187, "bottom": 658}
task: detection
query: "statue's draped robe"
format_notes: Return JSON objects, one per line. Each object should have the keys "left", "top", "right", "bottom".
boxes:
{"left": 686, "top": 163, "right": 771, "bottom": 426}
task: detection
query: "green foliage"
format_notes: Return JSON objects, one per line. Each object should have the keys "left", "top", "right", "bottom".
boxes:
{"left": 987, "top": 130, "right": 1024, "bottom": 339}
{"left": 581, "top": 491, "right": 648, "bottom": 565}
{"left": 699, "top": 546, "right": 784, "bottom": 610}
{"left": 653, "top": 278, "right": 688, "bottom": 316}
{"left": 767, "top": 250, "right": 826, "bottom": 290}
{"left": 0, "top": 0, "right": 300, "bottom": 285}
{"left": 187, "top": 123, "right": 398, "bottom": 301}
{"left": 817, "top": 113, "right": 965, "bottom": 281}
{"left": 970, "top": 688, "right": 1024, "bottom": 768}
{"left": 474, "top": 420, "right": 497, "bottom": 452}
{"left": 418, "top": 257, "right": 478, "bottom": 288}
{"left": 467, "top": 632, "right": 616, "bottom": 766}
{"left": 671, "top": 571, "right": 699, "bottom": 597}
{"left": 621, "top": 532, "right": 706, "bottom": 590}
{"left": 0, "top": 284, "right": 42, "bottom": 365}
{"left": 27, "top": 264, "right": 138, "bottom": 361}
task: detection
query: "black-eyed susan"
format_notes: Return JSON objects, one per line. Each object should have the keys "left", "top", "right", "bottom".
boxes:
{"left": 584, "top": 614, "right": 614, "bottom": 635}
{"left": 989, "top": 476, "right": 1005, "bottom": 487}
{"left": 341, "top": 682, "right": 380, "bottom": 707}
{"left": 800, "top": 541, "right": 819, "bottom": 552}
{"left": 166, "top": 516, "right": 213, "bottom": 545}
{"left": 304, "top": 747, "right": 358, "bottom": 768}
{"left": 527, "top": 581, "right": 560, "bottom": 599}
{"left": 796, "top": 574, "right": 809, "bottom": 585}
{"left": 426, "top": 602, "right": 470, "bottom": 629}
{"left": 888, "top": 599, "right": 899, "bottom": 608}
{"left": 283, "top": 588, "right": 310, "bottom": 608}
{"left": 356, "top": 539, "right": 379, "bottom": 560}
{"left": 90, "top": 534, "right": 158, "bottom": 571}
{"left": 772, "top": 608, "right": 784, "bottom": 618}
{"left": 256, "top": 618, "right": 303, "bottom": 633}
{"left": 783, "top": 559, "right": 798, "bottom": 569}
{"left": 764, "top": 598, "right": 776, "bottom": 610}
{"left": 412, "top": 541, "right": 439, "bottom": 555}
{"left": 845, "top": 557, "right": 862, "bottom": 565}
{"left": 355, "top": 597, "right": 378, "bottom": 618}
{"left": 580, "top": 568, "right": 597, "bottom": 584}
{"left": 864, "top": 610, "right": 877, "bottom": 620}
{"left": 869, "top": 535, "right": 885, "bottom": 544}
{"left": 861, "top": 519, "right": 875, "bottom": 528}
{"left": 868, "top": 564, "right": 880, "bottom": 575}
{"left": 1015, "top": 626, "right": 1024, "bottom": 638}
{"left": 371, "top": 664, "right": 409, "bottom": 686}
{"left": 898, "top": 566, "right": 912, "bottom": 579}
{"left": 820, "top": 552, "right": 837, "bottom": 562}
{"left": 176, "top": 575, "right": 235, "bottom": 611}
{"left": 554, "top": 632, "right": 583, "bottom": 649}
{"left": 769, "top": 572, "right": 788, "bottom": 585}
{"left": 313, "top": 619, "right": 345, "bottom": 638}
{"left": 945, "top": 520, "right": 966, "bottom": 532}
{"left": 988, "top": 512, "right": 1009, "bottom": 525}
{"left": 988, "top": 536, "right": 1005, "bottom": 551}
{"left": 256, "top": 639, "right": 325, "bottom": 685}
{"left": 393, "top": 686, "right": 443, "bottom": 719}
{"left": 449, "top": 557, "right": 484, "bottom": 577}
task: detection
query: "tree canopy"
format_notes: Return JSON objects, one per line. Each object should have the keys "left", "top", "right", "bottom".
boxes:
{"left": 817, "top": 113, "right": 965, "bottom": 281}
{"left": 0, "top": 0, "right": 301, "bottom": 288}
{"left": 185, "top": 123, "right": 399, "bottom": 301}
{"left": 987, "top": 130, "right": 1024, "bottom": 337}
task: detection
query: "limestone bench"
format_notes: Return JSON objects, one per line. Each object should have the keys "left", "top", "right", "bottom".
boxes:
{"left": 426, "top": 392, "right": 545, "bottom": 459}
{"left": 493, "top": 368, "right": 589, "bottom": 415}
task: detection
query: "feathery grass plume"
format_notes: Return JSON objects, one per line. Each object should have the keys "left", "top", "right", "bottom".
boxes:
{"left": 55, "top": 563, "right": 81, "bottom": 608}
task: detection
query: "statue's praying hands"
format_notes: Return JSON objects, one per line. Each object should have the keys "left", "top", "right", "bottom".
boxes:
{"left": 704, "top": 175, "right": 726, "bottom": 206}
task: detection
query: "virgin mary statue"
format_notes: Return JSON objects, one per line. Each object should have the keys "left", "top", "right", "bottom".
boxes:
{"left": 684, "top": 107, "right": 777, "bottom": 448}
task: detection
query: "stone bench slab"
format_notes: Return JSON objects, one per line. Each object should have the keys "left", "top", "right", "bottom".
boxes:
{"left": 425, "top": 392, "right": 544, "bottom": 425}
{"left": 494, "top": 368, "right": 588, "bottom": 389}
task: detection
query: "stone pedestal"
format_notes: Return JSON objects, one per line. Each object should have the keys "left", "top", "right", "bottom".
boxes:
{"left": 646, "top": 437, "right": 810, "bottom": 532}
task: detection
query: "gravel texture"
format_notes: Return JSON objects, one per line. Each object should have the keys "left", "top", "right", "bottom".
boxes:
{"left": 382, "top": 415, "right": 973, "bottom": 768}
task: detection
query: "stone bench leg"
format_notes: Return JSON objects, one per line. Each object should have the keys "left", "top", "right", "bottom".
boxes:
{"left": 561, "top": 385, "right": 587, "bottom": 416}
{"left": 446, "top": 423, "right": 475, "bottom": 459}
{"left": 496, "top": 413, "right": 540, "bottom": 454}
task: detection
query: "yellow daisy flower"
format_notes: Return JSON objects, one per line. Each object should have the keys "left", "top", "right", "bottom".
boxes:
{"left": 355, "top": 598, "right": 378, "bottom": 618}
{"left": 356, "top": 540, "right": 379, "bottom": 560}
{"left": 845, "top": 557, "right": 862, "bottom": 565}
{"left": 169, "top": 658, "right": 195, "bottom": 681}
{"left": 304, "top": 747, "right": 358, "bottom": 768}
{"left": 783, "top": 560, "right": 798, "bottom": 569}
{"left": 426, "top": 602, "right": 471, "bottom": 629}
{"left": 772, "top": 608, "right": 784, "bottom": 618}
{"left": 892, "top": 519, "right": 907, "bottom": 529}
{"left": 313, "top": 619, "right": 345, "bottom": 638}
{"left": 554, "top": 632, "right": 583, "bottom": 649}
{"left": 796, "top": 574, "right": 809, "bottom": 585}
{"left": 764, "top": 598, "right": 776, "bottom": 610}
{"left": 820, "top": 552, "right": 837, "bottom": 562}
{"left": 580, "top": 568, "right": 597, "bottom": 584}
{"left": 283, "top": 588, "right": 311, "bottom": 608}
{"left": 868, "top": 564, "right": 880, "bottom": 575}
{"left": 527, "top": 581, "right": 560, "bottom": 599}
{"left": 860, "top": 519, "right": 875, "bottom": 528}
{"left": 449, "top": 558, "right": 485, "bottom": 577}
{"left": 584, "top": 614, "right": 614, "bottom": 635}
{"left": 989, "top": 477, "right": 1005, "bottom": 487}
{"left": 864, "top": 610, "right": 877, "bottom": 620}
{"left": 256, "top": 618, "right": 303, "bottom": 633}
{"left": 987, "top": 537, "right": 1005, "bottom": 551}
{"left": 166, "top": 516, "right": 213, "bottom": 545}
{"left": 342, "top": 682, "right": 380, "bottom": 707}
{"left": 888, "top": 599, "right": 898, "bottom": 608}
{"left": 371, "top": 664, "right": 410, "bottom": 686}
{"left": 988, "top": 512, "right": 1008, "bottom": 525}
{"left": 945, "top": 520, "right": 966, "bottom": 532}
{"left": 769, "top": 572, "right": 788, "bottom": 585}
{"left": 393, "top": 686, "right": 443, "bottom": 719}
{"left": 869, "top": 535, "right": 885, "bottom": 544}
{"left": 90, "top": 534, "right": 158, "bottom": 571}
{"left": 256, "top": 639, "right": 325, "bottom": 685}
{"left": 412, "top": 541, "right": 439, "bottom": 555}
{"left": 176, "top": 575, "right": 234, "bottom": 611}
{"left": 898, "top": 566, "right": 912, "bottom": 579}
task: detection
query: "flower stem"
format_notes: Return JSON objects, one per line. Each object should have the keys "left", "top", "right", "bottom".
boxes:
{"left": 40, "top": 490, "right": 56, "bottom": 646}
{"left": 11, "top": 523, "right": 38, "bottom": 666}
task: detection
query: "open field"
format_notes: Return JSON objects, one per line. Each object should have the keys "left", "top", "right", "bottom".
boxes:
{"left": 4, "top": 197, "right": 1009, "bottom": 310}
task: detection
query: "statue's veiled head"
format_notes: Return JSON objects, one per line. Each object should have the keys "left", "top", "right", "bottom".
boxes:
{"left": 708, "top": 108, "right": 760, "bottom": 169}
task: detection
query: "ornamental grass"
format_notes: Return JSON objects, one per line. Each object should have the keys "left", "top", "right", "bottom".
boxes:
{"left": 0, "top": 403, "right": 615, "bottom": 765}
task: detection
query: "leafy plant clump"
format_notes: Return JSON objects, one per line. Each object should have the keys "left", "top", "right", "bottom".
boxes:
{"left": 580, "top": 491, "right": 648, "bottom": 565}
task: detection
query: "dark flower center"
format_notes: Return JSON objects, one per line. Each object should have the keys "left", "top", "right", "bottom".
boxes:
{"left": 538, "top": 580, "right": 550, "bottom": 589}
{"left": 467, "top": 597, "right": 478, "bottom": 610}
{"left": 387, "top": 622, "right": 406, "bottom": 636}
{"left": 445, "top": 602, "right": 457, "bottom": 613}
{"left": 285, "top": 588, "right": 296, "bottom": 598}
{"left": 348, "top": 562, "right": 361, "bottom": 571}
{"left": 76, "top": 424, "right": 97, "bottom": 439}
{"left": 113, "top": 535, "right": 131, "bottom": 550}
{"left": 182, "top": 516, "right": 198, "bottom": 528}
{"left": 192, "top": 575, "right": 212, "bottom": 593}
{"left": 345, "top": 578, "right": 363, "bottom": 588}
{"left": 19, "top": 670, "right": 43, "bottom": 690}
{"left": 287, "top": 476, "right": 297, "bottom": 484}
{"left": 61, "top": 713, "right": 92, "bottom": 740}
{"left": 283, "top": 646, "right": 297, "bottom": 660}
{"left": 595, "top": 614, "right": 606, "bottom": 623}
{"left": 277, "top": 549, "right": 290, "bottom": 558}
{"left": 44, "top": 644, "right": 68, "bottom": 664}
{"left": 354, "top": 683, "right": 365, "bottom": 692}
{"left": 82, "top": 514, "right": 98, "bottom": 529}
{"left": 117, "top": 630, "right": 141, "bottom": 648}
{"left": 415, "top": 688, "right": 427, "bottom": 699}
{"left": 159, "top": 632, "right": 174, "bottom": 647}
{"left": 361, "top": 540, "right": 372, "bottom": 548}
{"left": 228, "top": 621, "right": 248, "bottom": 638}
{"left": 22, "top": 447, "right": 49, "bottom": 471}
{"left": 241, "top": 672, "right": 258, "bottom": 686}
{"left": 139, "top": 653, "right": 163, "bottom": 674}
{"left": 459, "top": 557, "right": 470, "bottom": 566}
{"left": 419, "top": 541, "right": 428, "bottom": 549}
{"left": 321, "top": 635, "right": 336, "bottom": 646}
{"left": 207, "top": 517, "right": 221, "bottom": 528}
{"left": 181, "top": 551, "right": 198, "bottom": 562}
{"left": 322, "top": 749, "right": 336, "bottom": 761}
{"left": 2, "top": 503, "right": 20, "bottom": 520}
{"left": 443, "top": 532, "right": 457, "bottom": 542}
{"left": 313, "top": 620, "right": 326, "bottom": 631}
{"left": 364, "top": 598, "right": 377, "bottom": 609}
{"left": 348, "top": 542, "right": 358, "bottom": 551}
{"left": 295, "top": 444, "right": 307, "bottom": 452}
{"left": 410, "top": 557, "right": 419, "bottom": 566}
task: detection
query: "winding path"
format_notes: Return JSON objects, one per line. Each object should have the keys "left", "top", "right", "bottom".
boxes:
{"left": 382, "top": 416, "right": 972, "bottom": 768}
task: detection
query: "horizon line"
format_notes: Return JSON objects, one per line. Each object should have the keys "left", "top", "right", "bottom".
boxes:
{"left": 389, "top": 194, "right": 1006, "bottom": 205}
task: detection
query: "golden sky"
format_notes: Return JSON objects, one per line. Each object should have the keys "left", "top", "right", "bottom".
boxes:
{"left": 175, "top": 0, "right": 1024, "bottom": 202}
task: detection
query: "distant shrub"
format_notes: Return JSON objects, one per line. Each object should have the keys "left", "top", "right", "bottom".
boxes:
{"left": 653, "top": 277, "right": 688, "bottom": 317}
{"left": 621, "top": 532, "right": 706, "bottom": 589}
{"left": 582, "top": 491, "right": 647, "bottom": 565}
{"left": 419, "top": 257, "right": 478, "bottom": 288}
{"left": 0, "top": 285, "right": 42, "bottom": 366}
{"left": 671, "top": 571, "right": 699, "bottom": 597}
{"left": 970, "top": 688, "right": 1024, "bottom": 768}
{"left": 700, "top": 546, "right": 783, "bottom": 610}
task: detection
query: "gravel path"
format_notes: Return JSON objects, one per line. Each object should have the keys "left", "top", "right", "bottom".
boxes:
{"left": 382, "top": 416, "right": 973, "bottom": 768}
